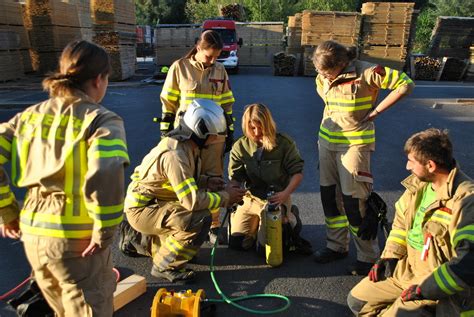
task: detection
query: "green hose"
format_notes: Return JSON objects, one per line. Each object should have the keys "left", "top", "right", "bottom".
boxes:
{"left": 205, "top": 209, "right": 291, "bottom": 314}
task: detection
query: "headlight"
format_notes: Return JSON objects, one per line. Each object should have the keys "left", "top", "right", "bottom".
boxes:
{"left": 230, "top": 50, "right": 237, "bottom": 57}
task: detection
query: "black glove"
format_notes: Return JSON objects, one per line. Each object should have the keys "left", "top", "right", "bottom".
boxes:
{"left": 159, "top": 113, "right": 175, "bottom": 138}
{"left": 401, "top": 284, "right": 423, "bottom": 302}
{"left": 368, "top": 258, "right": 398, "bottom": 282}
{"left": 225, "top": 129, "right": 234, "bottom": 153}
{"left": 358, "top": 206, "right": 379, "bottom": 240}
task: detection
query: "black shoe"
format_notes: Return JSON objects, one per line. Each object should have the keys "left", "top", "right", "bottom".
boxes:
{"left": 314, "top": 248, "right": 348, "bottom": 263}
{"left": 347, "top": 261, "right": 374, "bottom": 276}
{"left": 151, "top": 265, "right": 196, "bottom": 283}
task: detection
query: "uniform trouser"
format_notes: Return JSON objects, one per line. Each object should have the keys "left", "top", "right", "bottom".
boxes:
{"left": 319, "top": 145, "right": 380, "bottom": 263}
{"left": 22, "top": 235, "right": 115, "bottom": 317}
{"left": 126, "top": 201, "right": 211, "bottom": 271}
{"left": 348, "top": 276, "right": 437, "bottom": 316}
{"left": 230, "top": 193, "right": 293, "bottom": 250}
{"left": 201, "top": 137, "right": 225, "bottom": 229}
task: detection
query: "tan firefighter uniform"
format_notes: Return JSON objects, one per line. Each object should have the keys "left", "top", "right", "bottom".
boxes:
{"left": 348, "top": 167, "right": 474, "bottom": 316}
{"left": 228, "top": 133, "right": 304, "bottom": 249}
{"left": 0, "top": 91, "right": 129, "bottom": 317}
{"left": 160, "top": 56, "right": 235, "bottom": 227}
{"left": 316, "top": 60, "right": 414, "bottom": 263}
{"left": 124, "top": 133, "right": 231, "bottom": 271}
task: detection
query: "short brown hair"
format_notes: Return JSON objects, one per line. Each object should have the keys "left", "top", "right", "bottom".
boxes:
{"left": 42, "top": 40, "right": 111, "bottom": 97}
{"left": 404, "top": 128, "right": 455, "bottom": 170}
{"left": 312, "top": 40, "right": 357, "bottom": 72}
{"left": 242, "top": 103, "right": 277, "bottom": 151}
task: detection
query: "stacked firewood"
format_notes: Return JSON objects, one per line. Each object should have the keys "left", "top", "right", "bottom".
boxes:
{"left": 220, "top": 4, "right": 243, "bottom": 21}
{"left": 273, "top": 51, "right": 296, "bottom": 76}
{"left": 413, "top": 56, "right": 440, "bottom": 80}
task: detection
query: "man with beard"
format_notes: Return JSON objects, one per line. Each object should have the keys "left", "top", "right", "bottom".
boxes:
{"left": 347, "top": 128, "right": 474, "bottom": 316}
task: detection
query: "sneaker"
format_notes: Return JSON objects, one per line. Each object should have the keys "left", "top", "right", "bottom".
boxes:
{"left": 347, "top": 261, "right": 374, "bottom": 276}
{"left": 314, "top": 248, "right": 348, "bottom": 263}
{"left": 151, "top": 265, "right": 196, "bottom": 283}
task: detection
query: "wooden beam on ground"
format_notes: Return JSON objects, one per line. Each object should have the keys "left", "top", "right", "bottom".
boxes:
{"left": 113, "top": 274, "right": 147, "bottom": 312}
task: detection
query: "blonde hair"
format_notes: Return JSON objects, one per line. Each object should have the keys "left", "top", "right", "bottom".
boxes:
{"left": 312, "top": 40, "right": 357, "bottom": 72}
{"left": 242, "top": 103, "right": 277, "bottom": 151}
{"left": 42, "top": 40, "right": 111, "bottom": 97}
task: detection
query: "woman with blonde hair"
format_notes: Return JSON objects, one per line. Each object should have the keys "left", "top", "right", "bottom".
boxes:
{"left": 228, "top": 103, "right": 311, "bottom": 255}
{"left": 0, "top": 40, "right": 129, "bottom": 316}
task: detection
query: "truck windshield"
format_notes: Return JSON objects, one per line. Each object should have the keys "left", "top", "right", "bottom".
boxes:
{"left": 211, "top": 29, "right": 236, "bottom": 44}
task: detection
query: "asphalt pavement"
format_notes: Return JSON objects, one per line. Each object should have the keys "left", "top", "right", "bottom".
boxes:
{"left": 0, "top": 66, "right": 473, "bottom": 316}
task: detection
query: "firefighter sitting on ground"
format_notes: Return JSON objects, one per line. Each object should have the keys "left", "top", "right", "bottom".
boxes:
{"left": 124, "top": 99, "right": 245, "bottom": 283}
{"left": 0, "top": 40, "right": 129, "bottom": 316}
{"left": 348, "top": 128, "right": 474, "bottom": 316}
{"left": 312, "top": 40, "right": 415, "bottom": 276}
{"left": 228, "top": 103, "right": 312, "bottom": 255}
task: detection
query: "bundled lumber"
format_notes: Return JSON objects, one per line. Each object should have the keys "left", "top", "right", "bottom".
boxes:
{"left": 0, "top": 0, "right": 24, "bottom": 26}
{"left": 362, "top": 2, "right": 414, "bottom": 24}
{"left": 91, "top": 0, "right": 136, "bottom": 33}
{"left": 301, "top": 11, "right": 361, "bottom": 47}
{"left": 464, "top": 46, "right": 474, "bottom": 82}
{"left": 273, "top": 51, "right": 296, "bottom": 76}
{"left": 104, "top": 44, "right": 136, "bottom": 81}
{"left": 0, "top": 30, "right": 24, "bottom": 81}
{"left": 303, "top": 46, "right": 316, "bottom": 77}
{"left": 437, "top": 57, "right": 467, "bottom": 81}
{"left": 220, "top": 4, "right": 243, "bottom": 21}
{"left": 360, "top": 45, "right": 407, "bottom": 70}
{"left": 236, "top": 22, "right": 283, "bottom": 46}
{"left": 412, "top": 56, "right": 441, "bottom": 80}
{"left": 286, "top": 13, "right": 302, "bottom": 55}
{"left": 428, "top": 17, "right": 474, "bottom": 60}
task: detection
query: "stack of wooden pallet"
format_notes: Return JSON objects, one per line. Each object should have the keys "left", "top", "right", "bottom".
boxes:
{"left": 286, "top": 13, "right": 302, "bottom": 55}
{"left": 0, "top": 0, "right": 28, "bottom": 78}
{"left": 301, "top": 11, "right": 362, "bottom": 76}
{"left": 0, "top": 30, "right": 24, "bottom": 81}
{"left": 428, "top": 17, "right": 474, "bottom": 60}
{"left": 154, "top": 25, "right": 200, "bottom": 66}
{"left": 464, "top": 46, "right": 474, "bottom": 82}
{"left": 360, "top": 2, "right": 415, "bottom": 70}
{"left": 91, "top": 0, "right": 137, "bottom": 80}
{"left": 237, "top": 22, "right": 284, "bottom": 66}
{"left": 24, "top": 0, "right": 93, "bottom": 73}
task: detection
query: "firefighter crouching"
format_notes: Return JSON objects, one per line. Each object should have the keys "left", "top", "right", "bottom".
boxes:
{"left": 348, "top": 128, "right": 474, "bottom": 316}
{"left": 312, "top": 40, "right": 415, "bottom": 275}
{"left": 159, "top": 30, "right": 236, "bottom": 244}
{"left": 228, "top": 103, "right": 312, "bottom": 255}
{"left": 124, "top": 99, "right": 245, "bottom": 283}
{"left": 0, "top": 41, "right": 130, "bottom": 316}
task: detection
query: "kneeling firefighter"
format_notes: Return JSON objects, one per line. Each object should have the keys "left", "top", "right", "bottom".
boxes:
{"left": 124, "top": 99, "right": 245, "bottom": 282}
{"left": 227, "top": 103, "right": 312, "bottom": 261}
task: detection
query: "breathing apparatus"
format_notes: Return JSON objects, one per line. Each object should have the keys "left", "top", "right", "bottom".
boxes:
{"left": 265, "top": 187, "right": 283, "bottom": 267}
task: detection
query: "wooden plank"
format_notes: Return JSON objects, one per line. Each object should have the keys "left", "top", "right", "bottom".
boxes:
{"left": 113, "top": 274, "right": 147, "bottom": 312}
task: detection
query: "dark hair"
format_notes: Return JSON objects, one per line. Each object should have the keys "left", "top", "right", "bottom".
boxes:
{"left": 312, "top": 40, "right": 357, "bottom": 72}
{"left": 185, "top": 30, "right": 223, "bottom": 59}
{"left": 404, "top": 128, "right": 455, "bottom": 171}
{"left": 42, "top": 40, "right": 111, "bottom": 97}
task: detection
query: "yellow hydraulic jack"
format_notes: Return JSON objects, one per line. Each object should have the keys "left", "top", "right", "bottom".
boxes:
{"left": 151, "top": 288, "right": 206, "bottom": 317}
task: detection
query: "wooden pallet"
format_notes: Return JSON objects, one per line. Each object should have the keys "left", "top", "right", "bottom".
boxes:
{"left": 0, "top": 49, "right": 24, "bottom": 81}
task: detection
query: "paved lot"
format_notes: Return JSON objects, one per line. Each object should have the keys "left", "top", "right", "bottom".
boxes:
{"left": 0, "top": 66, "right": 473, "bottom": 316}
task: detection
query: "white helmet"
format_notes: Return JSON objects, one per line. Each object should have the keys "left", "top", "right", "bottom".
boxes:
{"left": 183, "top": 99, "right": 227, "bottom": 139}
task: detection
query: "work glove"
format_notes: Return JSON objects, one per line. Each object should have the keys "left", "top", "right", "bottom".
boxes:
{"left": 358, "top": 210, "right": 378, "bottom": 240}
{"left": 225, "top": 129, "right": 234, "bottom": 153}
{"left": 368, "top": 258, "right": 398, "bottom": 282}
{"left": 159, "top": 113, "right": 175, "bottom": 138}
{"left": 401, "top": 284, "right": 423, "bottom": 302}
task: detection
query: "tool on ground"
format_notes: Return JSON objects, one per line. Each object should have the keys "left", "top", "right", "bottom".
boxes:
{"left": 151, "top": 288, "right": 205, "bottom": 317}
{"left": 265, "top": 188, "right": 283, "bottom": 267}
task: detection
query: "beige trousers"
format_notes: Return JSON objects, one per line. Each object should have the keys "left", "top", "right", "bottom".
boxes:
{"left": 22, "top": 235, "right": 115, "bottom": 317}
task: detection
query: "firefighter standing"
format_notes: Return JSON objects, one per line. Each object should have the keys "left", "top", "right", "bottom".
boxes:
{"left": 228, "top": 104, "right": 311, "bottom": 254}
{"left": 312, "top": 40, "right": 415, "bottom": 275}
{"left": 348, "top": 128, "right": 474, "bottom": 316}
{"left": 0, "top": 41, "right": 129, "bottom": 316}
{"left": 125, "top": 99, "right": 245, "bottom": 283}
{"left": 159, "top": 30, "right": 235, "bottom": 243}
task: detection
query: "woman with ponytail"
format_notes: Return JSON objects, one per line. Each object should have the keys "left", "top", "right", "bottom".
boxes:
{"left": 158, "top": 30, "right": 236, "bottom": 244}
{"left": 0, "top": 40, "right": 129, "bottom": 316}
{"left": 312, "top": 40, "right": 415, "bottom": 275}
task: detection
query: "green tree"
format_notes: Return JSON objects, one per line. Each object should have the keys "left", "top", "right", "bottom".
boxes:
{"left": 135, "top": 0, "right": 188, "bottom": 25}
{"left": 185, "top": 0, "right": 220, "bottom": 23}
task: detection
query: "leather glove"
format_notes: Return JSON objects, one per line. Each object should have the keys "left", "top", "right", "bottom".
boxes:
{"left": 225, "top": 129, "right": 234, "bottom": 153}
{"left": 368, "top": 258, "right": 398, "bottom": 282}
{"left": 358, "top": 210, "right": 378, "bottom": 240}
{"left": 159, "top": 113, "right": 175, "bottom": 138}
{"left": 401, "top": 284, "right": 423, "bottom": 302}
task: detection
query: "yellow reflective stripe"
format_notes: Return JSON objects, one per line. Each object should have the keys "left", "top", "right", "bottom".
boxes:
{"left": 90, "top": 138, "right": 129, "bottom": 161}
{"left": 92, "top": 215, "right": 123, "bottom": 228}
{"left": 320, "top": 126, "right": 375, "bottom": 137}
{"left": 327, "top": 96, "right": 372, "bottom": 103}
{"left": 0, "top": 154, "right": 8, "bottom": 164}
{"left": 183, "top": 92, "right": 216, "bottom": 99}
{"left": 220, "top": 91, "right": 233, "bottom": 98}
{"left": 225, "top": 110, "right": 233, "bottom": 115}
{"left": 325, "top": 215, "right": 349, "bottom": 228}
{"left": 0, "top": 192, "right": 14, "bottom": 207}
{"left": 167, "top": 88, "right": 180, "bottom": 95}
{"left": 349, "top": 225, "right": 359, "bottom": 235}
{"left": 452, "top": 225, "right": 474, "bottom": 248}
{"left": 393, "top": 72, "right": 408, "bottom": 89}
{"left": 387, "top": 229, "right": 407, "bottom": 246}
{"left": 431, "top": 211, "right": 451, "bottom": 225}
{"left": 174, "top": 178, "right": 197, "bottom": 199}
{"left": 207, "top": 192, "right": 221, "bottom": 209}
{"left": 319, "top": 126, "right": 375, "bottom": 144}
{"left": 85, "top": 202, "right": 124, "bottom": 214}
{"left": 0, "top": 185, "right": 11, "bottom": 194}
{"left": 162, "top": 94, "right": 178, "bottom": 101}
{"left": 64, "top": 144, "right": 74, "bottom": 216}
{"left": 166, "top": 236, "right": 196, "bottom": 260}
{"left": 329, "top": 104, "right": 373, "bottom": 111}
{"left": 434, "top": 264, "right": 464, "bottom": 295}
{"left": 20, "top": 209, "right": 94, "bottom": 224}
{"left": 0, "top": 136, "right": 11, "bottom": 152}
{"left": 381, "top": 67, "right": 392, "bottom": 89}
{"left": 160, "top": 122, "right": 170, "bottom": 130}
{"left": 161, "top": 181, "right": 174, "bottom": 191}
{"left": 210, "top": 208, "right": 220, "bottom": 214}
{"left": 19, "top": 223, "right": 93, "bottom": 238}
{"left": 17, "top": 139, "right": 30, "bottom": 185}
{"left": 92, "top": 150, "right": 129, "bottom": 160}
{"left": 90, "top": 138, "right": 127, "bottom": 149}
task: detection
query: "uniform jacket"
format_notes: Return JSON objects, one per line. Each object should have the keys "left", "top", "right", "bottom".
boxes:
{"left": 160, "top": 56, "right": 235, "bottom": 132}
{"left": 316, "top": 60, "right": 414, "bottom": 151}
{"left": 124, "top": 133, "right": 230, "bottom": 212}
{"left": 228, "top": 133, "right": 304, "bottom": 200}
{"left": 0, "top": 91, "right": 129, "bottom": 247}
{"left": 382, "top": 167, "right": 474, "bottom": 301}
